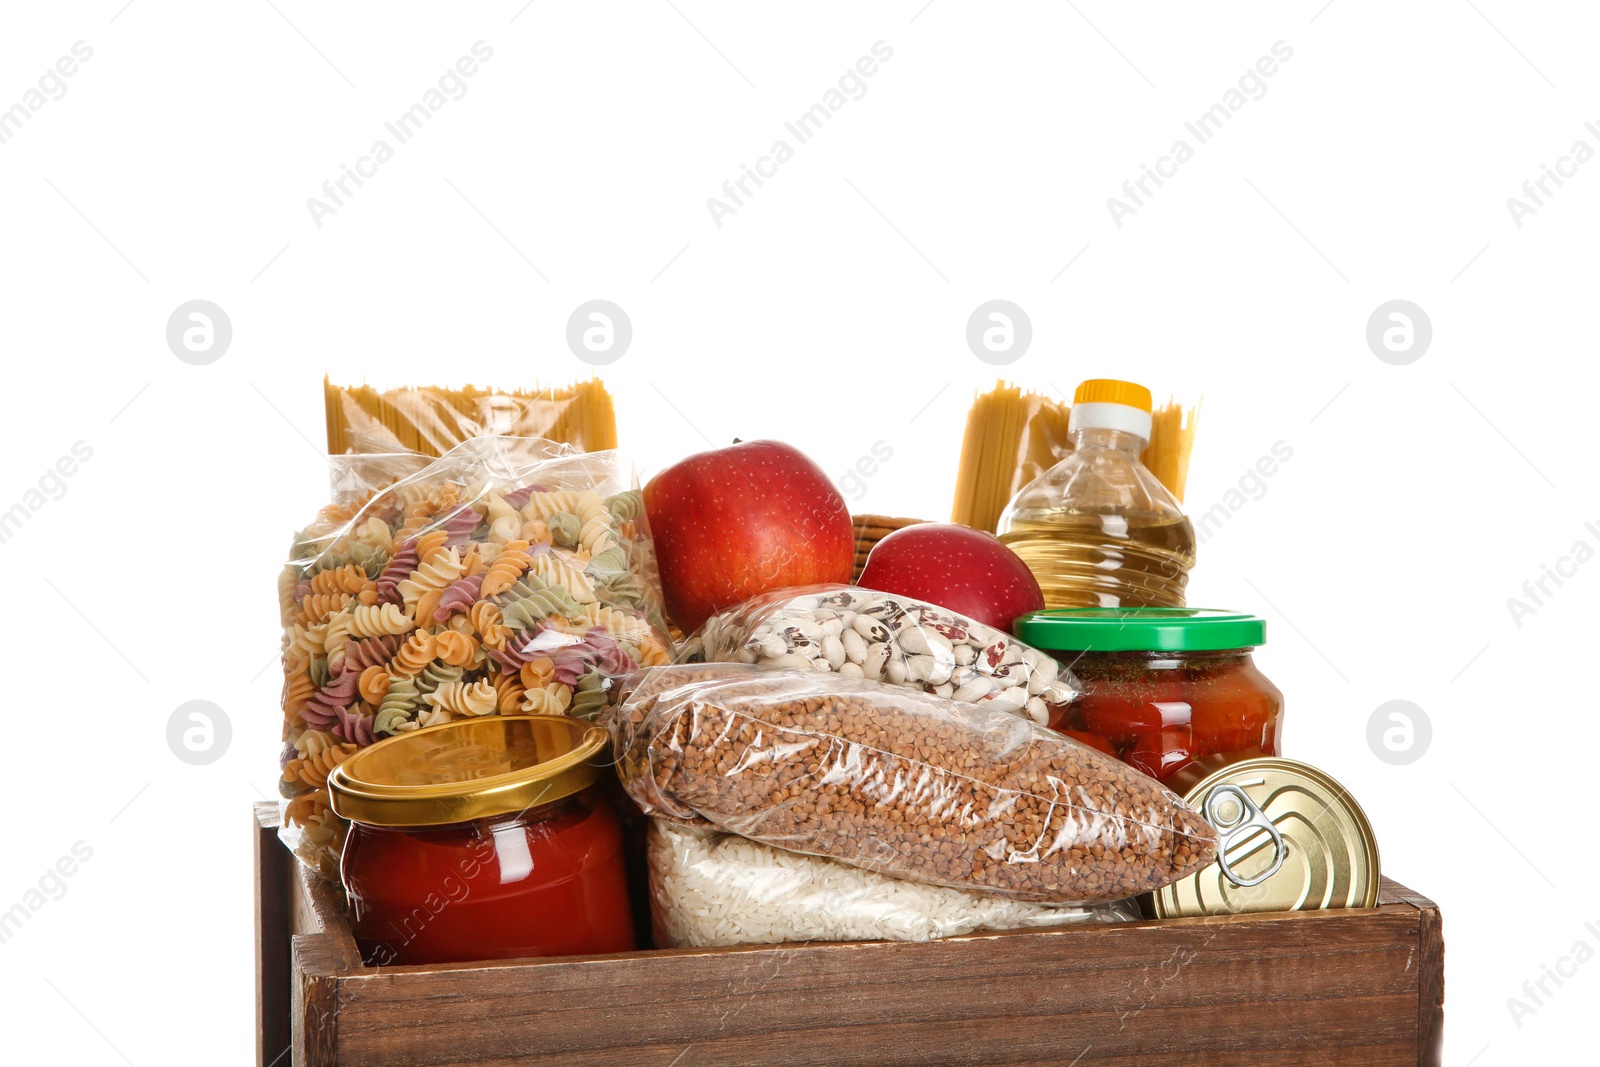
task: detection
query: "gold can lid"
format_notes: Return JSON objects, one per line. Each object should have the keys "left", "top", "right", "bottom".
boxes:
{"left": 327, "top": 715, "right": 608, "bottom": 828}
{"left": 1151, "top": 757, "right": 1381, "bottom": 919}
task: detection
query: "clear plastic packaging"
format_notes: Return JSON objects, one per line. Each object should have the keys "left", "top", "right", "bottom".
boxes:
{"left": 610, "top": 664, "right": 1219, "bottom": 904}
{"left": 648, "top": 820, "right": 1138, "bottom": 948}
{"left": 324, "top": 379, "right": 617, "bottom": 456}
{"left": 276, "top": 436, "right": 672, "bottom": 877}
{"left": 679, "top": 584, "right": 1081, "bottom": 724}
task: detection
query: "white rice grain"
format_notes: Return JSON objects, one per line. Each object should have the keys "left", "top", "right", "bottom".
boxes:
{"left": 648, "top": 820, "right": 1137, "bottom": 948}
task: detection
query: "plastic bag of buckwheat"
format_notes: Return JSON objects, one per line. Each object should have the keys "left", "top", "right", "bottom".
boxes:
{"left": 607, "top": 664, "right": 1218, "bottom": 904}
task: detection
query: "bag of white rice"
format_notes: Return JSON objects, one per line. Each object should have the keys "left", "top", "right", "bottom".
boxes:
{"left": 647, "top": 819, "right": 1137, "bottom": 948}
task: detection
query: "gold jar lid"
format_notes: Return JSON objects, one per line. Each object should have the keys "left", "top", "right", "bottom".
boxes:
{"left": 1151, "top": 757, "right": 1381, "bottom": 918}
{"left": 327, "top": 715, "right": 609, "bottom": 828}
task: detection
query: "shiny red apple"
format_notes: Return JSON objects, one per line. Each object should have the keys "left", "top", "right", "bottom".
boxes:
{"left": 858, "top": 523, "right": 1045, "bottom": 632}
{"left": 643, "top": 440, "right": 854, "bottom": 631}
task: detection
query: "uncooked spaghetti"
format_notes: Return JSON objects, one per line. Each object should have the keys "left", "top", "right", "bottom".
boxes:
{"left": 951, "top": 381, "right": 1197, "bottom": 532}
{"left": 324, "top": 378, "right": 617, "bottom": 456}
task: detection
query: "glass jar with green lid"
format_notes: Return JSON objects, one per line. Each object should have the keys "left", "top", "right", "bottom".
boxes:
{"left": 1013, "top": 608, "right": 1282, "bottom": 785}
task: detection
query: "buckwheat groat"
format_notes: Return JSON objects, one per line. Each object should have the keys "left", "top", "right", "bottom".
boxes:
{"left": 609, "top": 665, "right": 1217, "bottom": 904}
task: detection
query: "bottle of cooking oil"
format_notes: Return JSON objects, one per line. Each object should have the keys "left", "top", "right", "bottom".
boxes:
{"left": 998, "top": 379, "right": 1195, "bottom": 609}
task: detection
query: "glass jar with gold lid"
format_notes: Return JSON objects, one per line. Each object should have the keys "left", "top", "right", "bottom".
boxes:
{"left": 328, "top": 715, "right": 636, "bottom": 966}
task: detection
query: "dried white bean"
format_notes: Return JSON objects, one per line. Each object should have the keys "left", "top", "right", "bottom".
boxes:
{"left": 906, "top": 654, "right": 937, "bottom": 683}
{"left": 853, "top": 616, "right": 892, "bottom": 645}
{"left": 977, "top": 641, "right": 1007, "bottom": 670}
{"left": 899, "top": 626, "right": 933, "bottom": 656}
{"left": 985, "top": 686, "right": 1029, "bottom": 712}
{"left": 1041, "top": 680, "right": 1076, "bottom": 705}
{"left": 1025, "top": 653, "right": 1060, "bottom": 695}
{"left": 953, "top": 678, "right": 995, "bottom": 703}
{"left": 821, "top": 634, "right": 846, "bottom": 670}
{"left": 863, "top": 643, "right": 891, "bottom": 681}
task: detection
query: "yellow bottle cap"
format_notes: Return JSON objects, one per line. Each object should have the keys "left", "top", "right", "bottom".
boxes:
{"left": 1074, "top": 379, "right": 1153, "bottom": 413}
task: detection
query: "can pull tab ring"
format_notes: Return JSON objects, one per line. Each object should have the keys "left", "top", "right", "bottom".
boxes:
{"left": 1204, "top": 783, "right": 1286, "bottom": 888}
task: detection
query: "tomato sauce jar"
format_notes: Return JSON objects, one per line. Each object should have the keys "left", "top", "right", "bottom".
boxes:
{"left": 327, "top": 715, "right": 637, "bottom": 966}
{"left": 1013, "top": 608, "right": 1282, "bottom": 786}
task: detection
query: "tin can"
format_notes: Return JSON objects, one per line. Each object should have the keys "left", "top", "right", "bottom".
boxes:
{"left": 1150, "top": 756, "right": 1381, "bottom": 919}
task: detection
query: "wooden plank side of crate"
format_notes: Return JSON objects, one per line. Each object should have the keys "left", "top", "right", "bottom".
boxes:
{"left": 256, "top": 803, "right": 292, "bottom": 1067}
{"left": 323, "top": 904, "right": 1426, "bottom": 1067}
{"left": 261, "top": 802, "right": 366, "bottom": 1067}
{"left": 1380, "top": 878, "right": 1445, "bottom": 1066}
{"left": 258, "top": 804, "right": 1443, "bottom": 1067}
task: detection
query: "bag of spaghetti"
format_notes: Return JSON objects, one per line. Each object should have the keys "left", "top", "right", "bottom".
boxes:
{"left": 274, "top": 436, "right": 671, "bottom": 878}
{"left": 678, "top": 584, "right": 1081, "bottom": 724}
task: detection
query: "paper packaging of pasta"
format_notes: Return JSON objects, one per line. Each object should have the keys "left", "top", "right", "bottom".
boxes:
{"left": 609, "top": 664, "right": 1219, "bottom": 904}
{"left": 678, "top": 583, "right": 1082, "bottom": 724}
{"left": 275, "top": 436, "right": 672, "bottom": 878}
{"left": 647, "top": 819, "right": 1138, "bottom": 948}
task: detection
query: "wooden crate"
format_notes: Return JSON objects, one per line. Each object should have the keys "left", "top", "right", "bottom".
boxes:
{"left": 255, "top": 803, "right": 1443, "bottom": 1067}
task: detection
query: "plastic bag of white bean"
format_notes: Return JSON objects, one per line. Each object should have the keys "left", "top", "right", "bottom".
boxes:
{"left": 677, "top": 584, "right": 1080, "bottom": 724}
{"left": 647, "top": 820, "right": 1138, "bottom": 948}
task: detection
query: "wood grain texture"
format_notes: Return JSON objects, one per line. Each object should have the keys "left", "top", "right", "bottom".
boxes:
{"left": 255, "top": 803, "right": 291, "bottom": 1067}
{"left": 290, "top": 867, "right": 359, "bottom": 1067}
{"left": 259, "top": 802, "right": 363, "bottom": 1067}
{"left": 255, "top": 804, "right": 1444, "bottom": 1067}
{"left": 294, "top": 941, "right": 342, "bottom": 1067}
{"left": 1377, "top": 878, "right": 1445, "bottom": 1067}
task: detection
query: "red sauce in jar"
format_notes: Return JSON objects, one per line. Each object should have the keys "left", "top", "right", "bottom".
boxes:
{"left": 1015, "top": 609, "right": 1282, "bottom": 786}
{"left": 328, "top": 715, "right": 637, "bottom": 966}
{"left": 1057, "top": 649, "right": 1282, "bottom": 784}
{"left": 342, "top": 788, "right": 635, "bottom": 966}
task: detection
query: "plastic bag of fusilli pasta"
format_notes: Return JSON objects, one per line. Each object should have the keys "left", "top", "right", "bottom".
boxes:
{"left": 275, "top": 435, "right": 671, "bottom": 879}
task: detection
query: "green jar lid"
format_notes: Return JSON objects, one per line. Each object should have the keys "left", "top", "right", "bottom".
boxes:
{"left": 1014, "top": 608, "right": 1266, "bottom": 652}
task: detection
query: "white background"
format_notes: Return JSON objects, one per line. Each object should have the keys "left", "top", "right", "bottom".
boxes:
{"left": 0, "top": 1, "right": 1594, "bottom": 1063}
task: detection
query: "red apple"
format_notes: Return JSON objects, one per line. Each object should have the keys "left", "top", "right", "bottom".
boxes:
{"left": 643, "top": 440, "right": 854, "bottom": 631}
{"left": 858, "top": 523, "right": 1045, "bottom": 632}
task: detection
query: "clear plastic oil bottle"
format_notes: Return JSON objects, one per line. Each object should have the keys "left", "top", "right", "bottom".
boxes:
{"left": 998, "top": 379, "right": 1196, "bottom": 609}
